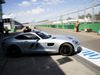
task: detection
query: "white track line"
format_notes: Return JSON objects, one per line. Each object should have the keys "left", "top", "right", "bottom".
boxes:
{"left": 78, "top": 47, "right": 100, "bottom": 67}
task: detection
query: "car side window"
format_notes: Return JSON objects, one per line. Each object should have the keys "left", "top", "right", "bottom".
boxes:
{"left": 15, "top": 34, "right": 39, "bottom": 40}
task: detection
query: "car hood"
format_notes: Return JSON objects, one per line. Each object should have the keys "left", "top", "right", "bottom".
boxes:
{"left": 50, "top": 35, "right": 75, "bottom": 40}
{"left": 49, "top": 35, "right": 80, "bottom": 45}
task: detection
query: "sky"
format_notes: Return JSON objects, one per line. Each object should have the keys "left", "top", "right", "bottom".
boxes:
{"left": 2, "top": 0, "right": 98, "bottom": 23}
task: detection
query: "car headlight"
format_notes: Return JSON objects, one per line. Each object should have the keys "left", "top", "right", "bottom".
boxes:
{"left": 72, "top": 40, "right": 79, "bottom": 45}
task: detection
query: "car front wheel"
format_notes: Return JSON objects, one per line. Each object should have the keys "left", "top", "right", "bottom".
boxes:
{"left": 59, "top": 43, "right": 74, "bottom": 56}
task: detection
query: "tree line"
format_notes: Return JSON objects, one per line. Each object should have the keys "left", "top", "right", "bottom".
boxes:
{"left": 66, "top": 11, "right": 100, "bottom": 20}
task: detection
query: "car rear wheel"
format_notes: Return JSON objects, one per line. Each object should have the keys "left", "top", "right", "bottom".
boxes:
{"left": 7, "top": 45, "right": 22, "bottom": 58}
{"left": 59, "top": 43, "right": 74, "bottom": 56}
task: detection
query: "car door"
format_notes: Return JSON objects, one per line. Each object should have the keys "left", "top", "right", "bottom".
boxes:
{"left": 32, "top": 32, "right": 55, "bottom": 52}
{"left": 15, "top": 33, "right": 40, "bottom": 51}
{"left": 37, "top": 40, "right": 55, "bottom": 52}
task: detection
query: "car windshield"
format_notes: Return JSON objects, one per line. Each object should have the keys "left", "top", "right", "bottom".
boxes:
{"left": 36, "top": 32, "right": 51, "bottom": 39}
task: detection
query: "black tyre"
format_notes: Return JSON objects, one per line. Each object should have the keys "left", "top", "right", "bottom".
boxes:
{"left": 59, "top": 43, "right": 74, "bottom": 56}
{"left": 7, "top": 45, "right": 22, "bottom": 58}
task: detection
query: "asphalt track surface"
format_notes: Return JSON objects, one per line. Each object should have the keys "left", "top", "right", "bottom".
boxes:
{"left": 0, "top": 28, "right": 100, "bottom": 75}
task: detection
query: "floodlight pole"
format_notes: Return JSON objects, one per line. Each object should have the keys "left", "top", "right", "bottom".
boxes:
{"left": 60, "top": 16, "right": 63, "bottom": 26}
{"left": 92, "top": 0, "right": 96, "bottom": 23}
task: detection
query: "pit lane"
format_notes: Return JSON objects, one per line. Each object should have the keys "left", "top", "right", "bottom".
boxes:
{"left": 0, "top": 28, "right": 100, "bottom": 75}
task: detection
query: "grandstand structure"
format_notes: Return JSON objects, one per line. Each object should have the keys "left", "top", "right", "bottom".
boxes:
{"left": 3, "top": 16, "right": 23, "bottom": 30}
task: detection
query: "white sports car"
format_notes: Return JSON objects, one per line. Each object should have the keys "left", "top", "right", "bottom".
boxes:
{"left": 2, "top": 31, "right": 82, "bottom": 57}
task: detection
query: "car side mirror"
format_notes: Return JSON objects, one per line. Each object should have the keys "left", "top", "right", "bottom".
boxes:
{"left": 48, "top": 35, "right": 52, "bottom": 37}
